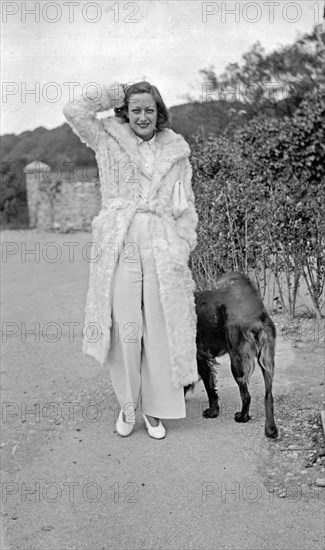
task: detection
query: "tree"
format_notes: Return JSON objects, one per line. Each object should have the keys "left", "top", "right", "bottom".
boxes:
{"left": 200, "top": 24, "right": 325, "bottom": 118}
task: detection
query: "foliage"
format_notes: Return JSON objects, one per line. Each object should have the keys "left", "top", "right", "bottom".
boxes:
{"left": 189, "top": 131, "right": 272, "bottom": 299}
{"left": 0, "top": 162, "right": 29, "bottom": 227}
{"left": 200, "top": 24, "right": 325, "bottom": 118}
{"left": 190, "top": 89, "right": 325, "bottom": 317}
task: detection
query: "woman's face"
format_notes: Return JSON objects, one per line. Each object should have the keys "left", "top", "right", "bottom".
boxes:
{"left": 127, "top": 93, "right": 157, "bottom": 140}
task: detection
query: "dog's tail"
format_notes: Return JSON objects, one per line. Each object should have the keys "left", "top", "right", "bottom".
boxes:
{"left": 237, "top": 315, "right": 276, "bottom": 385}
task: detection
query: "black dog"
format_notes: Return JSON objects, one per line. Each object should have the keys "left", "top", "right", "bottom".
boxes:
{"left": 188, "top": 271, "right": 278, "bottom": 438}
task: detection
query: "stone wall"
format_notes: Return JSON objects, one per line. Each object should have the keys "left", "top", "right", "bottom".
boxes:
{"left": 24, "top": 162, "right": 101, "bottom": 232}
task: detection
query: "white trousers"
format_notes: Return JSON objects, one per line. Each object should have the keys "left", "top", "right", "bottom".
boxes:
{"left": 107, "top": 212, "right": 186, "bottom": 422}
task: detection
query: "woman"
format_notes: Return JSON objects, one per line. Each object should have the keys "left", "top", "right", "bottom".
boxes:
{"left": 63, "top": 81, "right": 198, "bottom": 439}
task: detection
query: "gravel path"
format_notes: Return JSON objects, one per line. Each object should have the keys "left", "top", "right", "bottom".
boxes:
{"left": 1, "top": 230, "right": 324, "bottom": 550}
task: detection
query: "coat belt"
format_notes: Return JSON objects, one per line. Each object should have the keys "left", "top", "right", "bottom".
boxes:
{"left": 135, "top": 202, "right": 171, "bottom": 216}
{"left": 101, "top": 198, "right": 173, "bottom": 218}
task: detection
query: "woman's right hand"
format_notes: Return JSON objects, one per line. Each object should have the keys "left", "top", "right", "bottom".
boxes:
{"left": 107, "top": 82, "right": 125, "bottom": 108}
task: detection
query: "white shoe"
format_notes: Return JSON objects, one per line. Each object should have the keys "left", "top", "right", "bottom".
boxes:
{"left": 142, "top": 414, "right": 166, "bottom": 439}
{"left": 116, "top": 409, "right": 134, "bottom": 437}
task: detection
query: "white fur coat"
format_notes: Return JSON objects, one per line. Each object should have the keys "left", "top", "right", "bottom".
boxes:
{"left": 63, "top": 84, "right": 199, "bottom": 388}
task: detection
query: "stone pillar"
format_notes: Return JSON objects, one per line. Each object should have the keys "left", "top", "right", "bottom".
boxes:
{"left": 24, "top": 161, "right": 51, "bottom": 229}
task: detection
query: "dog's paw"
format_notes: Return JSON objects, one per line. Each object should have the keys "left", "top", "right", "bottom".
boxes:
{"left": 265, "top": 423, "right": 278, "bottom": 439}
{"left": 203, "top": 406, "right": 220, "bottom": 418}
{"left": 234, "top": 411, "right": 251, "bottom": 423}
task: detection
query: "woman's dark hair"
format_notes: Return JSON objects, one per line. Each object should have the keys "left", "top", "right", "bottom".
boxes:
{"left": 114, "top": 81, "right": 170, "bottom": 131}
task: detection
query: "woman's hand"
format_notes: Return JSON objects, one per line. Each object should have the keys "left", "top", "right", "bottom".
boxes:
{"left": 121, "top": 83, "right": 131, "bottom": 94}
{"left": 107, "top": 82, "right": 125, "bottom": 109}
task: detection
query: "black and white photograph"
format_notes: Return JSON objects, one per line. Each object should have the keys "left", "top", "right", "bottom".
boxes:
{"left": 1, "top": 1, "right": 324, "bottom": 548}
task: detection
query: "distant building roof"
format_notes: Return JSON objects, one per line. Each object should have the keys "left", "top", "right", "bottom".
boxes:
{"left": 24, "top": 161, "right": 50, "bottom": 172}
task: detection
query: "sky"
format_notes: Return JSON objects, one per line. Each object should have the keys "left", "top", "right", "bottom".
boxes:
{"left": 1, "top": 0, "right": 322, "bottom": 135}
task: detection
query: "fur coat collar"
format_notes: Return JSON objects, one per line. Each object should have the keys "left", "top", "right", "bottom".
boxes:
{"left": 102, "top": 117, "right": 191, "bottom": 201}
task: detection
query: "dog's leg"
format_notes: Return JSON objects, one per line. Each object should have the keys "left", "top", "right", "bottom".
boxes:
{"left": 255, "top": 318, "right": 278, "bottom": 438}
{"left": 229, "top": 352, "right": 252, "bottom": 423}
{"left": 184, "top": 384, "right": 194, "bottom": 396}
{"left": 197, "top": 349, "right": 220, "bottom": 418}
{"left": 260, "top": 369, "right": 278, "bottom": 438}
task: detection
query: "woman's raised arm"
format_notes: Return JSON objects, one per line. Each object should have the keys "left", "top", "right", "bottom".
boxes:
{"left": 63, "top": 82, "right": 125, "bottom": 151}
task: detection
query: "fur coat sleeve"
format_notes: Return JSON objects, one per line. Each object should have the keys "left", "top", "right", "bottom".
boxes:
{"left": 63, "top": 83, "right": 125, "bottom": 151}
